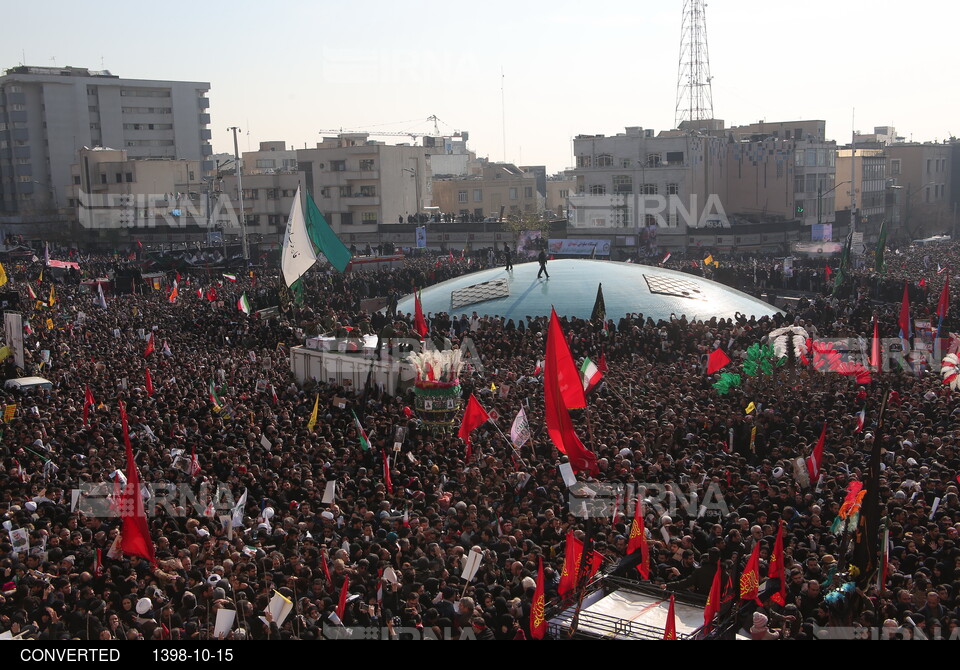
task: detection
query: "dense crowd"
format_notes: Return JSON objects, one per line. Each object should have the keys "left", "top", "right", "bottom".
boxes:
{"left": 0, "top": 240, "right": 958, "bottom": 641}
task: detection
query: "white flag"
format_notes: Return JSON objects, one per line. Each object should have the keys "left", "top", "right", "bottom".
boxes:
{"left": 510, "top": 408, "right": 531, "bottom": 448}
{"left": 96, "top": 283, "right": 108, "bottom": 309}
{"left": 232, "top": 488, "right": 248, "bottom": 528}
{"left": 281, "top": 186, "right": 317, "bottom": 288}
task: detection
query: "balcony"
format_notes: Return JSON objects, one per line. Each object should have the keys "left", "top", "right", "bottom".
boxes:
{"left": 343, "top": 195, "right": 380, "bottom": 207}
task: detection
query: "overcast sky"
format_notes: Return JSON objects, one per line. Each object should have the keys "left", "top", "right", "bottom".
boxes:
{"left": 5, "top": 0, "right": 958, "bottom": 172}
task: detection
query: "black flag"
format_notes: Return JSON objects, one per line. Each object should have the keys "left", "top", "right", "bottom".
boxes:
{"left": 591, "top": 283, "right": 606, "bottom": 324}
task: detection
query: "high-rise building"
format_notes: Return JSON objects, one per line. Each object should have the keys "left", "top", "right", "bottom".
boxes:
{"left": 0, "top": 65, "right": 211, "bottom": 229}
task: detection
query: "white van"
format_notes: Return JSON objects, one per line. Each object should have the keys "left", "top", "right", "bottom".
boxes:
{"left": 4, "top": 377, "right": 53, "bottom": 392}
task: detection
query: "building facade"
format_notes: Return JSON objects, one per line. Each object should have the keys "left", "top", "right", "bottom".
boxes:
{"left": 431, "top": 162, "right": 542, "bottom": 221}
{"left": 296, "top": 133, "right": 432, "bottom": 241}
{"left": 886, "top": 142, "right": 953, "bottom": 241}
{"left": 0, "top": 66, "right": 211, "bottom": 227}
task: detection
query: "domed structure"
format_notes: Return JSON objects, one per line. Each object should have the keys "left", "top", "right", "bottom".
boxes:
{"left": 396, "top": 259, "right": 779, "bottom": 323}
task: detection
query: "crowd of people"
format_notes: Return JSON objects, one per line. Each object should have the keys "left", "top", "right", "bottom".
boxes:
{"left": 0, "top": 239, "right": 958, "bottom": 641}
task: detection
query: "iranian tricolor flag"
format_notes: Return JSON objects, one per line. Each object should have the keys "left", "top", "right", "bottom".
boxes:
{"left": 854, "top": 405, "right": 866, "bottom": 434}
{"left": 238, "top": 292, "right": 251, "bottom": 315}
{"left": 209, "top": 378, "right": 223, "bottom": 408}
{"left": 223, "top": 273, "right": 238, "bottom": 282}
{"left": 351, "top": 410, "right": 370, "bottom": 450}
{"left": 580, "top": 357, "right": 603, "bottom": 392}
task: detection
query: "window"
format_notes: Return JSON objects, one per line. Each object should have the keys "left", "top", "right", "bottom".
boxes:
{"left": 576, "top": 155, "right": 592, "bottom": 168}
{"left": 330, "top": 160, "right": 346, "bottom": 172}
{"left": 805, "top": 174, "right": 817, "bottom": 194}
{"left": 458, "top": 190, "right": 468, "bottom": 203}
{"left": 359, "top": 159, "right": 375, "bottom": 171}
{"left": 667, "top": 183, "right": 679, "bottom": 195}
{"left": 524, "top": 186, "right": 534, "bottom": 198}
{"left": 559, "top": 189, "right": 569, "bottom": 198}
{"left": 242, "top": 189, "right": 259, "bottom": 200}
{"left": 125, "top": 172, "right": 133, "bottom": 183}
{"left": 320, "top": 188, "right": 330, "bottom": 198}
{"left": 621, "top": 159, "right": 632, "bottom": 168}
{"left": 794, "top": 128, "right": 804, "bottom": 141}
{"left": 647, "top": 153, "right": 662, "bottom": 167}
{"left": 666, "top": 151, "right": 684, "bottom": 165}
{"left": 267, "top": 189, "right": 279, "bottom": 200}
{"left": 473, "top": 188, "right": 482, "bottom": 202}
{"left": 361, "top": 212, "right": 378, "bottom": 223}
{"left": 256, "top": 159, "right": 276, "bottom": 169}
{"left": 589, "top": 184, "right": 606, "bottom": 195}
{"left": 596, "top": 154, "right": 613, "bottom": 167}
{"left": 509, "top": 188, "right": 518, "bottom": 200}
{"left": 282, "top": 189, "right": 296, "bottom": 197}
{"left": 341, "top": 212, "right": 353, "bottom": 226}
{"left": 927, "top": 159, "right": 932, "bottom": 174}
{"left": 643, "top": 183, "right": 658, "bottom": 195}
{"left": 805, "top": 149, "right": 816, "bottom": 167}
{"left": 100, "top": 174, "right": 107, "bottom": 185}
{"left": 613, "top": 175, "right": 632, "bottom": 194}
{"left": 359, "top": 185, "right": 376, "bottom": 197}
{"left": 73, "top": 176, "right": 81, "bottom": 185}
{"left": 339, "top": 186, "right": 351, "bottom": 197}
{"left": 645, "top": 214, "right": 658, "bottom": 226}
{"left": 794, "top": 175, "right": 805, "bottom": 193}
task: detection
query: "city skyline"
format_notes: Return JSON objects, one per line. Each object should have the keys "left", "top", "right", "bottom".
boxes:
{"left": 4, "top": 0, "right": 958, "bottom": 173}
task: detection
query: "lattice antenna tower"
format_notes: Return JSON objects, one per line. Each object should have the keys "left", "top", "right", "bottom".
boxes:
{"left": 674, "top": 0, "right": 715, "bottom": 129}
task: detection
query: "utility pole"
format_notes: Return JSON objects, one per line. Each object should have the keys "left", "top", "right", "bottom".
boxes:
{"left": 228, "top": 126, "right": 249, "bottom": 262}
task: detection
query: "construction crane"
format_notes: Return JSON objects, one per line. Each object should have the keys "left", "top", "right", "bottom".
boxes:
{"left": 318, "top": 115, "right": 452, "bottom": 141}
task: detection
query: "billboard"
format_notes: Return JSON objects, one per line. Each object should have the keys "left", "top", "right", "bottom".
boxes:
{"left": 548, "top": 239, "right": 611, "bottom": 256}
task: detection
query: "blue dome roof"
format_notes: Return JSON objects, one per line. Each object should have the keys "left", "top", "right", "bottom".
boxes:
{"left": 396, "top": 259, "right": 780, "bottom": 323}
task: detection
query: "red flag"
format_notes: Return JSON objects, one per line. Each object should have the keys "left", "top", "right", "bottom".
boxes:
{"left": 938, "top": 271, "right": 950, "bottom": 322}
{"left": 382, "top": 451, "right": 393, "bottom": 494}
{"left": 544, "top": 310, "right": 597, "bottom": 476}
{"left": 707, "top": 348, "right": 731, "bottom": 375}
{"left": 627, "top": 497, "right": 650, "bottom": 579}
{"left": 898, "top": 282, "right": 911, "bottom": 340}
{"left": 448, "top": 251, "right": 454, "bottom": 263}
{"left": 703, "top": 561, "right": 722, "bottom": 635}
{"left": 336, "top": 575, "right": 350, "bottom": 620}
{"left": 806, "top": 422, "right": 827, "bottom": 484}
{"left": 136, "top": 239, "right": 143, "bottom": 249}
{"left": 94, "top": 549, "right": 103, "bottom": 577}
{"left": 739, "top": 541, "right": 762, "bottom": 604}
{"left": 824, "top": 266, "right": 833, "bottom": 281}
{"left": 546, "top": 309, "right": 586, "bottom": 410}
{"left": 83, "top": 385, "right": 94, "bottom": 427}
{"left": 118, "top": 400, "right": 156, "bottom": 565}
{"left": 663, "top": 594, "right": 677, "bottom": 640}
{"left": 145, "top": 368, "right": 154, "bottom": 397}
{"left": 530, "top": 557, "right": 547, "bottom": 640}
{"left": 167, "top": 280, "right": 179, "bottom": 304}
{"left": 597, "top": 352, "right": 608, "bottom": 374}
{"left": 414, "top": 287, "right": 429, "bottom": 339}
{"left": 871, "top": 315, "right": 881, "bottom": 371}
{"left": 143, "top": 333, "right": 155, "bottom": 357}
{"left": 919, "top": 278, "right": 927, "bottom": 288}
{"left": 458, "top": 394, "right": 490, "bottom": 461}
{"left": 321, "top": 550, "right": 332, "bottom": 584}
{"left": 768, "top": 521, "right": 786, "bottom": 606}
{"left": 558, "top": 531, "right": 580, "bottom": 598}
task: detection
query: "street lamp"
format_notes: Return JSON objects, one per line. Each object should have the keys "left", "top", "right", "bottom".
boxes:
{"left": 402, "top": 167, "right": 421, "bottom": 223}
{"left": 227, "top": 126, "right": 249, "bottom": 263}
{"left": 817, "top": 180, "right": 851, "bottom": 227}
{"left": 894, "top": 181, "right": 937, "bottom": 241}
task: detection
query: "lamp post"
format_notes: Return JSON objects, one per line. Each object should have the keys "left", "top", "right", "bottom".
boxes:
{"left": 227, "top": 126, "right": 249, "bottom": 263}
{"left": 897, "top": 181, "right": 937, "bottom": 241}
{"left": 402, "top": 167, "right": 421, "bottom": 223}
{"left": 818, "top": 180, "right": 851, "bottom": 227}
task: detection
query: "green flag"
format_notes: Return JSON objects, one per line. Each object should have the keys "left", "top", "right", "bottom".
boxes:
{"left": 875, "top": 219, "right": 888, "bottom": 274}
{"left": 304, "top": 192, "right": 352, "bottom": 273}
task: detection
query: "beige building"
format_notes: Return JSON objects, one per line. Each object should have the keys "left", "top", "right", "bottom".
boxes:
{"left": 885, "top": 142, "right": 953, "bottom": 240}
{"left": 68, "top": 146, "right": 220, "bottom": 246}
{"left": 295, "top": 133, "right": 432, "bottom": 242}
{"left": 432, "top": 162, "right": 541, "bottom": 221}
{"left": 546, "top": 172, "right": 576, "bottom": 219}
